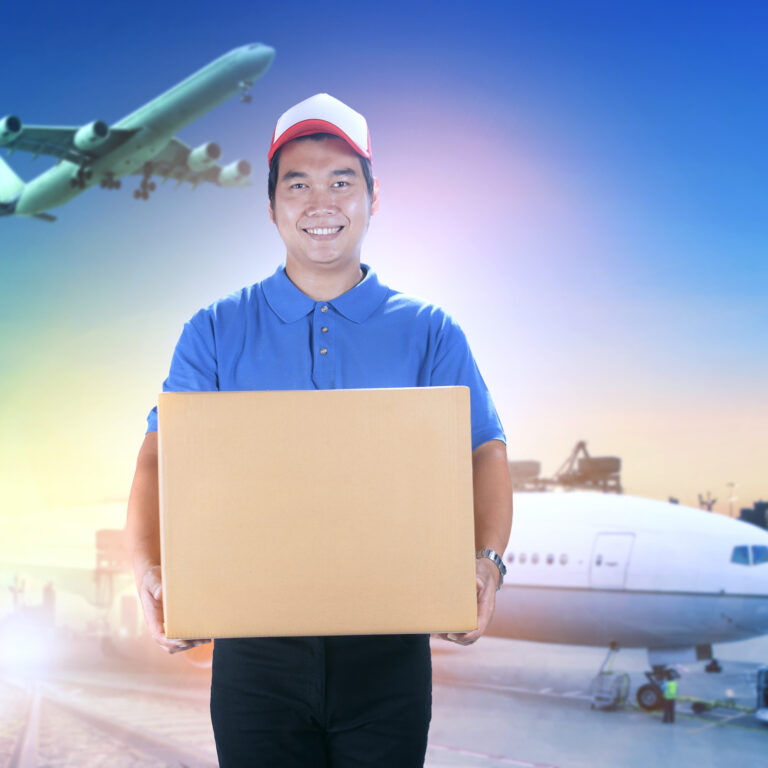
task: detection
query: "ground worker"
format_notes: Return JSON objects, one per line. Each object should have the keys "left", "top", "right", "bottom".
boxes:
{"left": 662, "top": 672, "right": 678, "bottom": 723}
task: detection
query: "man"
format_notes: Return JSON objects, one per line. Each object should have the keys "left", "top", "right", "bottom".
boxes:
{"left": 126, "top": 93, "right": 513, "bottom": 767}
{"left": 662, "top": 672, "right": 678, "bottom": 723}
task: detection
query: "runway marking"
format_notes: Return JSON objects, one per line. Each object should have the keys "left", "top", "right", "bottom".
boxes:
{"left": 625, "top": 704, "right": 767, "bottom": 733}
{"left": 429, "top": 742, "right": 560, "bottom": 767}
{"left": 16, "top": 683, "right": 41, "bottom": 768}
{"left": 685, "top": 711, "right": 749, "bottom": 734}
{"left": 442, "top": 680, "right": 592, "bottom": 702}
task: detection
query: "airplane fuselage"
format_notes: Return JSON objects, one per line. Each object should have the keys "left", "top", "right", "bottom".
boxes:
{"left": 488, "top": 492, "right": 768, "bottom": 651}
{"left": 13, "top": 44, "right": 273, "bottom": 215}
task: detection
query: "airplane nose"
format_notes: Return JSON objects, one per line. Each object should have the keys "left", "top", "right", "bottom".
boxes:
{"left": 244, "top": 43, "right": 276, "bottom": 75}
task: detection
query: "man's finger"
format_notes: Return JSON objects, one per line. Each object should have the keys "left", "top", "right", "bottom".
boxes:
{"left": 169, "top": 643, "right": 195, "bottom": 654}
{"left": 152, "top": 632, "right": 195, "bottom": 654}
{"left": 447, "top": 631, "right": 480, "bottom": 646}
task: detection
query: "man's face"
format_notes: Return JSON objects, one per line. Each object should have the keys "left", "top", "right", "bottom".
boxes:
{"left": 269, "top": 135, "right": 379, "bottom": 272}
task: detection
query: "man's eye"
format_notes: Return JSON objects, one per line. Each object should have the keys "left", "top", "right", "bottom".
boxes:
{"left": 290, "top": 183, "right": 307, "bottom": 190}
{"left": 332, "top": 180, "right": 349, "bottom": 188}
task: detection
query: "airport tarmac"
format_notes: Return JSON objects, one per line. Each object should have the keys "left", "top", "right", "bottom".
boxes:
{"left": 1, "top": 632, "right": 765, "bottom": 766}
{"left": 429, "top": 634, "right": 767, "bottom": 767}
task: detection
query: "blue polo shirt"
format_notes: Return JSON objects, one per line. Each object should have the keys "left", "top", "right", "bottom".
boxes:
{"left": 146, "top": 263, "right": 505, "bottom": 451}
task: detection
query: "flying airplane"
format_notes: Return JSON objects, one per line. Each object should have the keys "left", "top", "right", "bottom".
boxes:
{"left": 488, "top": 491, "right": 768, "bottom": 709}
{"left": 0, "top": 43, "right": 275, "bottom": 222}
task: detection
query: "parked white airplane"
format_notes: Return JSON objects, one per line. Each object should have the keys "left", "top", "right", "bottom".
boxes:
{"left": 0, "top": 43, "right": 275, "bottom": 221}
{"left": 489, "top": 491, "right": 768, "bottom": 707}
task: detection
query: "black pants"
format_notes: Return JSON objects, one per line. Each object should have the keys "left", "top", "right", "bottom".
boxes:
{"left": 662, "top": 698, "right": 675, "bottom": 723}
{"left": 210, "top": 634, "right": 432, "bottom": 767}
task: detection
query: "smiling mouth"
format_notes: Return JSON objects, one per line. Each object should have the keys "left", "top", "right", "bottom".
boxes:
{"left": 303, "top": 226, "right": 343, "bottom": 238}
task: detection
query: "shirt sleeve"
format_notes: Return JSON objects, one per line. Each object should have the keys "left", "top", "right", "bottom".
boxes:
{"left": 430, "top": 313, "right": 506, "bottom": 451}
{"left": 145, "top": 310, "right": 218, "bottom": 434}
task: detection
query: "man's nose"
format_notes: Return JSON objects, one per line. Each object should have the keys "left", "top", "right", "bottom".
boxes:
{"left": 307, "top": 187, "right": 336, "bottom": 215}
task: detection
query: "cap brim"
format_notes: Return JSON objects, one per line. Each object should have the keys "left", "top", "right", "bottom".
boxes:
{"left": 268, "top": 119, "right": 371, "bottom": 164}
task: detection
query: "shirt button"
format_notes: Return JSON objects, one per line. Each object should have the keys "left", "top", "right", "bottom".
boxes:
{"left": 320, "top": 347, "right": 328, "bottom": 355}
{"left": 320, "top": 305, "right": 328, "bottom": 313}
{"left": 321, "top": 326, "right": 328, "bottom": 333}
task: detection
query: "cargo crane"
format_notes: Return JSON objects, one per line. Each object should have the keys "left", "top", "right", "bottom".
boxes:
{"left": 508, "top": 441, "right": 622, "bottom": 494}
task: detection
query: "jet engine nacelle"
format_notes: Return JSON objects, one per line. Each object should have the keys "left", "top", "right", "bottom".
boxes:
{"left": 218, "top": 159, "right": 252, "bottom": 186}
{"left": 0, "top": 115, "right": 22, "bottom": 146}
{"left": 73, "top": 120, "right": 110, "bottom": 151}
{"left": 188, "top": 142, "right": 221, "bottom": 172}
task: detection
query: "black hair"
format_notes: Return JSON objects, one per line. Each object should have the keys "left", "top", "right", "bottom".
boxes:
{"left": 268, "top": 132, "right": 374, "bottom": 209}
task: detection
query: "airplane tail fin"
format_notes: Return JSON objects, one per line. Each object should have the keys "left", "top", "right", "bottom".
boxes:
{"left": 0, "top": 155, "right": 24, "bottom": 203}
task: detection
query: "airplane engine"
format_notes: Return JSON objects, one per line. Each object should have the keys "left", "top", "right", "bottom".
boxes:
{"left": 73, "top": 120, "right": 110, "bottom": 150}
{"left": 0, "top": 115, "right": 22, "bottom": 146}
{"left": 188, "top": 142, "right": 221, "bottom": 172}
{"left": 218, "top": 159, "right": 251, "bottom": 186}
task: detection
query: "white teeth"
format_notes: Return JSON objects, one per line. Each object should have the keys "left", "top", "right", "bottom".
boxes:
{"left": 305, "top": 227, "right": 342, "bottom": 235}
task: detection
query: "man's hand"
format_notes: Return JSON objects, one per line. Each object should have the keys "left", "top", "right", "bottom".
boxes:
{"left": 431, "top": 557, "right": 499, "bottom": 646}
{"left": 138, "top": 565, "right": 211, "bottom": 654}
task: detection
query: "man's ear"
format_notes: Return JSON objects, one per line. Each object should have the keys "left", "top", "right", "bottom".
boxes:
{"left": 371, "top": 177, "right": 380, "bottom": 215}
{"left": 268, "top": 199, "right": 275, "bottom": 224}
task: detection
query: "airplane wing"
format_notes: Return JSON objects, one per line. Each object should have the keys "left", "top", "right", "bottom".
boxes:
{"left": 3, "top": 125, "right": 139, "bottom": 164}
{"left": 136, "top": 138, "right": 250, "bottom": 187}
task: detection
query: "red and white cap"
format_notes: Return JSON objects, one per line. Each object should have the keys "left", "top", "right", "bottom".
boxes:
{"left": 268, "top": 93, "right": 372, "bottom": 165}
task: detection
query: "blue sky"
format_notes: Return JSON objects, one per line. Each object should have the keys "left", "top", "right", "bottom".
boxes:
{"left": 1, "top": 0, "right": 766, "bottom": 556}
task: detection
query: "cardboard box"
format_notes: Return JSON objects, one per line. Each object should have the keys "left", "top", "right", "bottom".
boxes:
{"left": 158, "top": 387, "right": 477, "bottom": 639}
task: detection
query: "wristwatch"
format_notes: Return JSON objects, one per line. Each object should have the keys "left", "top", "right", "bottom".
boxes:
{"left": 476, "top": 548, "right": 507, "bottom": 590}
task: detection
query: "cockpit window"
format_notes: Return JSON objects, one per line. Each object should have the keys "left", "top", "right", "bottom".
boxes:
{"left": 753, "top": 546, "right": 768, "bottom": 565}
{"left": 731, "top": 546, "right": 750, "bottom": 565}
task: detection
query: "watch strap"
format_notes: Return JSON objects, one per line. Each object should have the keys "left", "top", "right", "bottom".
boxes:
{"left": 476, "top": 548, "right": 506, "bottom": 590}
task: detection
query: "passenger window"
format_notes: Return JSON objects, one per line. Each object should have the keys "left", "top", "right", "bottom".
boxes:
{"left": 595, "top": 554, "right": 603, "bottom": 566}
{"left": 752, "top": 546, "right": 768, "bottom": 565}
{"left": 731, "top": 546, "right": 750, "bottom": 565}
{"left": 506, "top": 552, "right": 515, "bottom": 564}
{"left": 531, "top": 553, "right": 539, "bottom": 565}
{"left": 519, "top": 553, "right": 527, "bottom": 565}
{"left": 559, "top": 553, "right": 568, "bottom": 565}
{"left": 546, "top": 553, "right": 554, "bottom": 565}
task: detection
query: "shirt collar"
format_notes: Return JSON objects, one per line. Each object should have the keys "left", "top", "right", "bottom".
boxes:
{"left": 262, "top": 262, "right": 388, "bottom": 324}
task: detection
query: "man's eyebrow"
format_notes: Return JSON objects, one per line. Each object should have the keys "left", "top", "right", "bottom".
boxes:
{"left": 280, "top": 168, "right": 358, "bottom": 182}
{"left": 280, "top": 170, "right": 308, "bottom": 182}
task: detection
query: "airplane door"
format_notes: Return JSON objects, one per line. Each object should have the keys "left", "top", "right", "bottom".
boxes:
{"left": 590, "top": 533, "right": 635, "bottom": 589}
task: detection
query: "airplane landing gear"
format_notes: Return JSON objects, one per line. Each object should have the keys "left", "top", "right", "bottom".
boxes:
{"left": 705, "top": 659, "right": 722, "bottom": 673}
{"left": 239, "top": 79, "right": 253, "bottom": 103}
{"left": 637, "top": 665, "right": 679, "bottom": 711}
{"left": 134, "top": 165, "right": 156, "bottom": 200}
{"left": 100, "top": 173, "right": 121, "bottom": 190}
{"left": 69, "top": 166, "right": 92, "bottom": 189}
{"left": 636, "top": 681, "right": 663, "bottom": 711}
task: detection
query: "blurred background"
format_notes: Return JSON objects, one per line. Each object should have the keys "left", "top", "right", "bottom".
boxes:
{"left": 1, "top": 1, "right": 766, "bottom": 765}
